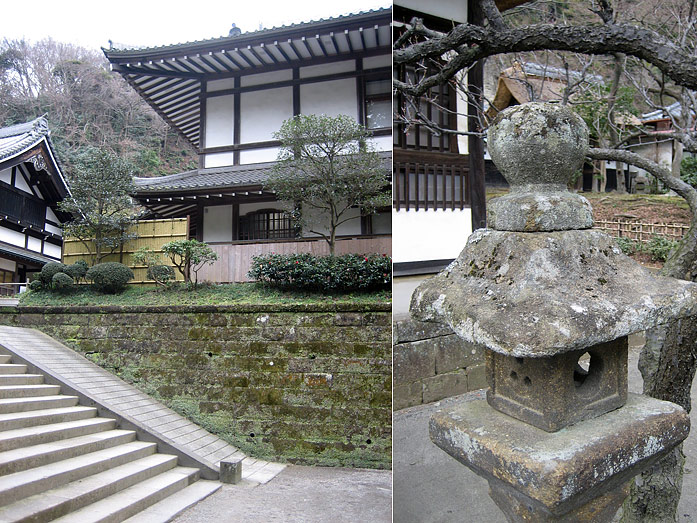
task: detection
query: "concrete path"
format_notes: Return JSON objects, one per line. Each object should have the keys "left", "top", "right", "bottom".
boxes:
{"left": 173, "top": 465, "right": 392, "bottom": 523}
{"left": 0, "top": 326, "right": 285, "bottom": 484}
{"left": 394, "top": 341, "right": 697, "bottom": 523}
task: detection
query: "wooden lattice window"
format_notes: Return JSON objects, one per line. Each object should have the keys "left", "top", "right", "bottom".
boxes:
{"left": 239, "top": 209, "right": 298, "bottom": 241}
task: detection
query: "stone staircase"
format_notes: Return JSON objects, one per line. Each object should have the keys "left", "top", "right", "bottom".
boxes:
{"left": 0, "top": 352, "right": 221, "bottom": 522}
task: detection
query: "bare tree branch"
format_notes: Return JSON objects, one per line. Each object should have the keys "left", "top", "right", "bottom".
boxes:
{"left": 394, "top": 22, "right": 697, "bottom": 97}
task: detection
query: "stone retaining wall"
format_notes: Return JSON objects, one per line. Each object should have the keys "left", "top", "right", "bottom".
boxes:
{"left": 0, "top": 304, "right": 391, "bottom": 469}
{"left": 393, "top": 317, "right": 486, "bottom": 411}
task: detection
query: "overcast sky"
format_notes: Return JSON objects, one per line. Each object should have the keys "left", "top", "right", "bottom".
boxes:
{"left": 0, "top": 0, "right": 391, "bottom": 52}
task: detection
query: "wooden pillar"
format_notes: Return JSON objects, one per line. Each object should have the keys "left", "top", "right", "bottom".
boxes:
{"left": 232, "top": 204, "right": 240, "bottom": 241}
{"left": 468, "top": 1, "right": 487, "bottom": 231}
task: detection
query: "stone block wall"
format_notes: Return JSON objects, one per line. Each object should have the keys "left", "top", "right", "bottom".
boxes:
{"left": 0, "top": 304, "right": 391, "bottom": 469}
{"left": 393, "top": 317, "right": 487, "bottom": 411}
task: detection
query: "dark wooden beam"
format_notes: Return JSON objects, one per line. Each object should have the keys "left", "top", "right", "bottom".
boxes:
{"left": 205, "top": 66, "right": 390, "bottom": 98}
{"left": 468, "top": 0, "right": 487, "bottom": 230}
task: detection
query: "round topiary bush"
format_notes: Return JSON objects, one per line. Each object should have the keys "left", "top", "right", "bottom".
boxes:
{"left": 28, "top": 280, "right": 43, "bottom": 292}
{"left": 51, "top": 272, "right": 74, "bottom": 293}
{"left": 40, "top": 262, "right": 67, "bottom": 286}
{"left": 86, "top": 262, "right": 134, "bottom": 294}
{"left": 63, "top": 260, "right": 89, "bottom": 282}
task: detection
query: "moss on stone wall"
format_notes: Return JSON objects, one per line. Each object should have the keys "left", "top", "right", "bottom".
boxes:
{"left": 0, "top": 304, "right": 391, "bottom": 469}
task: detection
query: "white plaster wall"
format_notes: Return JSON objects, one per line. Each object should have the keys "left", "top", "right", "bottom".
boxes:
{"left": 27, "top": 236, "right": 42, "bottom": 253}
{"left": 0, "top": 258, "right": 16, "bottom": 272}
{"left": 0, "top": 168, "right": 10, "bottom": 185}
{"left": 393, "top": 274, "right": 430, "bottom": 319}
{"left": 0, "top": 227, "right": 25, "bottom": 248}
{"left": 240, "top": 148, "right": 280, "bottom": 164}
{"left": 241, "top": 69, "right": 293, "bottom": 87}
{"left": 456, "top": 71, "right": 469, "bottom": 155}
{"left": 300, "top": 60, "right": 355, "bottom": 79}
{"left": 44, "top": 242, "right": 62, "bottom": 260}
{"left": 205, "top": 152, "right": 235, "bottom": 168}
{"left": 300, "top": 79, "right": 358, "bottom": 119}
{"left": 369, "top": 135, "right": 392, "bottom": 153}
{"left": 205, "top": 94, "right": 234, "bottom": 148}
{"left": 203, "top": 205, "right": 233, "bottom": 242}
{"left": 363, "top": 54, "right": 391, "bottom": 70}
{"left": 207, "top": 78, "right": 235, "bottom": 92}
{"left": 45, "top": 224, "right": 62, "bottom": 236}
{"left": 371, "top": 211, "right": 392, "bottom": 234}
{"left": 393, "top": 208, "right": 473, "bottom": 263}
{"left": 46, "top": 207, "right": 59, "bottom": 223}
{"left": 13, "top": 171, "right": 32, "bottom": 194}
{"left": 240, "top": 87, "right": 293, "bottom": 143}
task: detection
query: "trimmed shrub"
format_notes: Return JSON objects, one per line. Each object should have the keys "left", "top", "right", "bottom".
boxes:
{"left": 63, "top": 260, "right": 89, "bottom": 282}
{"left": 647, "top": 235, "right": 678, "bottom": 262}
{"left": 51, "top": 272, "right": 74, "bottom": 293}
{"left": 40, "top": 262, "right": 67, "bottom": 286}
{"left": 147, "top": 265, "right": 175, "bottom": 285}
{"left": 28, "top": 280, "right": 43, "bottom": 291}
{"left": 248, "top": 253, "right": 391, "bottom": 292}
{"left": 615, "top": 237, "right": 640, "bottom": 256}
{"left": 86, "top": 262, "right": 134, "bottom": 294}
{"left": 161, "top": 239, "right": 217, "bottom": 287}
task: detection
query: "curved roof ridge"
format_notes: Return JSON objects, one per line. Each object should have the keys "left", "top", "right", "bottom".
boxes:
{"left": 0, "top": 116, "right": 49, "bottom": 140}
{"left": 103, "top": 7, "right": 390, "bottom": 55}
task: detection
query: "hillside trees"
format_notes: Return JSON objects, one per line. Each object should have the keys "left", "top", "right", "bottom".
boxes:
{"left": 0, "top": 37, "right": 196, "bottom": 175}
{"left": 394, "top": 0, "right": 697, "bottom": 520}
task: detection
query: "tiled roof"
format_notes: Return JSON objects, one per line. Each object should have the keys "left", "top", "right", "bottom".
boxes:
{"left": 134, "top": 162, "right": 273, "bottom": 193}
{"left": 0, "top": 118, "right": 50, "bottom": 162}
{"left": 104, "top": 7, "right": 390, "bottom": 54}
{"left": 0, "top": 117, "right": 70, "bottom": 198}
{"left": 134, "top": 151, "right": 392, "bottom": 194}
{"left": 0, "top": 241, "right": 56, "bottom": 266}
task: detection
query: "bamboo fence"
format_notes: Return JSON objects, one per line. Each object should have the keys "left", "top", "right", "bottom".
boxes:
{"left": 62, "top": 218, "right": 188, "bottom": 283}
{"left": 593, "top": 219, "right": 690, "bottom": 243}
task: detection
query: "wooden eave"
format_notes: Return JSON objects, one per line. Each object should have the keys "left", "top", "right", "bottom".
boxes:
{"left": 103, "top": 9, "right": 391, "bottom": 150}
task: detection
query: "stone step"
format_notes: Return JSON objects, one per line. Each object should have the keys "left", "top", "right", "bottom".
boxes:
{"left": 0, "top": 384, "right": 61, "bottom": 399}
{"left": 0, "top": 429, "right": 136, "bottom": 475}
{"left": 0, "top": 374, "right": 45, "bottom": 385}
{"left": 0, "top": 417, "right": 117, "bottom": 452}
{"left": 0, "top": 453, "right": 178, "bottom": 522}
{"left": 123, "top": 479, "right": 222, "bottom": 523}
{"left": 53, "top": 467, "right": 201, "bottom": 523}
{"left": 0, "top": 440, "right": 157, "bottom": 507}
{"left": 0, "top": 406, "right": 97, "bottom": 432}
{"left": 0, "top": 364, "right": 28, "bottom": 375}
{"left": 0, "top": 355, "right": 12, "bottom": 364}
{"left": 0, "top": 395, "right": 79, "bottom": 414}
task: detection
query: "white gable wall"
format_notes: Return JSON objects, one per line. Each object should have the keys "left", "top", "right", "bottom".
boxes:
{"left": 202, "top": 53, "right": 391, "bottom": 167}
{"left": 300, "top": 79, "right": 358, "bottom": 120}
{"left": 240, "top": 87, "right": 293, "bottom": 143}
{"left": 206, "top": 95, "right": 235, "bottom": 148}
{"left": 203, "top": 205, "right": 233, "bottom": 243}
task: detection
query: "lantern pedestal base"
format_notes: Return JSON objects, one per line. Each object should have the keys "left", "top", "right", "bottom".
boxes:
{"left": 429, "top": 392, "right": 689, "bottom": 522}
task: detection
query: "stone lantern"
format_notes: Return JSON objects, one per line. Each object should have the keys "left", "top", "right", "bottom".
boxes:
{"left": 410, "top": 102, "right": 697, "bottom": 521}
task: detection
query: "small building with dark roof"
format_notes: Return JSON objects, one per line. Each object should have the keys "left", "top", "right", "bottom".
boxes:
{"left": 103, "top": 8, "right": 391, "bottom": 263}
{"left": 0, "top": 117, "right": 71, "bottom": 290}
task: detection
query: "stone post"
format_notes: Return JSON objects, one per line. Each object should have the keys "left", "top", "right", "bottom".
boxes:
{"left": 410, "top": 102, "right": 697, "bottom": 522}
